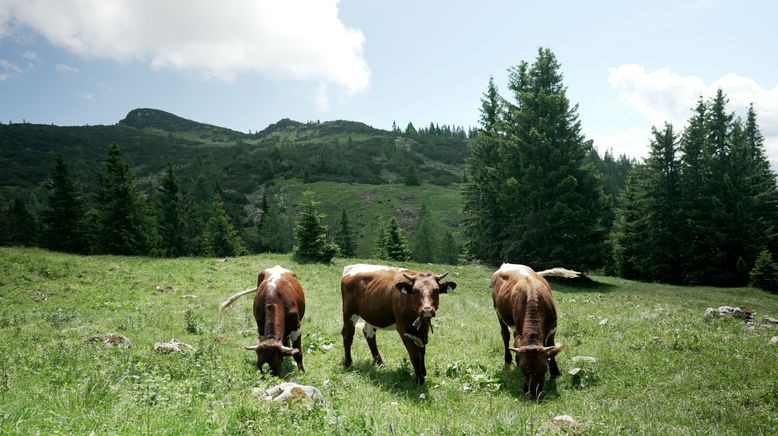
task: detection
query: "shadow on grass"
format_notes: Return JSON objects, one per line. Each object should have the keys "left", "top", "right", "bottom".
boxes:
{"left": 499, "top": 365, "right": 560, "bottom": 401}
{"left": 547, "top": 275, "right": 617, "bottom": 293}
{"left": 343, "top": 360, "right": 429, "bottom": 400}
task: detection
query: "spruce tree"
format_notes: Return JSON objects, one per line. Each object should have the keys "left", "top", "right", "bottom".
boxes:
{"left": 182, "top": 190, "right": 205, "bottom": 256}
{"left": 404, "top": 163, "right": 420, "bottom": 186}
{"left": 293, "top": 191, "right": 338, "bottom": 263}
{"left": 501, "top": 48, "right": 606, "bottom": 270}
{"left": 411, "top": 202, "right": 439, "bottom": 263}
{"left": 612, "top": 167, "right": 652, "bottom": 279}
{"left": 204, "top": 192, "right": 245, "bottom": 257}
{"left": 94, "top": 143, "right": 153, "bottom": 255}
{"left": 441, "top": 231, "right": 459, "bottom": 265}
{"left": 384, "top": 216, "right": 411, "bottom": 262}
{"left": 335, "top": 208, "right": 356, "bottom": 257}
{"left": 157, "top": 164, "right": 186, "bottom": 257}
{"left": 6, "top": 198, "right": 37, "bottom": 247}
{"left": 42, "top": 156, "right": 84, "bottom": 253}
{"left": 750, "top": 249, "right": 778, "bottom": 293}
{"left": 255, "top": 189, "right": 293, "bottom": 253}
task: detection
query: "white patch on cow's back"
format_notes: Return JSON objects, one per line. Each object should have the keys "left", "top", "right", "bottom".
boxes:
{"left": 497, "top": 263, "right": 535, "bottom": 277}
{"left": 342, "top": 264, "right": 396, "bottom": 277}
{"left": 264, "top": 265, "right": 290, "bottom": 292}
{"left": 287, "top": 328, "right": 302, "bottom": 342}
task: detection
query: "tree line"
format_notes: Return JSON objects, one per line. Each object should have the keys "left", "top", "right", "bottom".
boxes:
{"left": 461, "top": 48, "right": 778, "bottom": 290}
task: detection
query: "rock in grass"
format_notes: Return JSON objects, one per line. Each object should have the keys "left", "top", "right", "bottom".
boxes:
{"left": 254, "top": 382, "right": 324, "bottom": 405}
{"left": 765, "top": 317, "right": 778, "bottom": 325}
{"left": 598, "top": 318, "right": 608, "bottom": 326}
{"left": 85, "top": 333, "right": 132, "bottom": 348}
{"left": 153, "top": 339, "right": 195, "bottom": 353}
{"left": 770, "top": 336, "right": 778, "bottom": 344}
{"left": 571, "top": 356, "right": 597, "bottom": 364}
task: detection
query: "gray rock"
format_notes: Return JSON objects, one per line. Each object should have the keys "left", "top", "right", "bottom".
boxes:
{"left": 85, "top": 333, "right": 132, "bottom": 348}
{"left": 153, "top": 339, "right": 195, "bottom": 353}
{"left": 254, "top": 382, "right": 324, "bottom": 405}
{"left": 552, "top": 415, "right": 577, "bottom": 425}
{"left": 571, "top": 356, "right": 597, "bottom": 364}
{"left": 765, "top": 317, "right": 778, "bottom": 325}
{"left": 598, "top": 318, "right": 608, "bottom": 326}
{"left": 770, "top": 336, "right": 778, "bottom": 344}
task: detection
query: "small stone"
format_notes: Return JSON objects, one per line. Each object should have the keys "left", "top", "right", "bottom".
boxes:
{"left": 552, "top": 415, "right": 577, "bottom": 425}
{"left": 257, "top": 382, "right": 324, "bottom": 405}
{"left": 770, "top": 336, "right": 778, "bottom": 344}
{"left": 598, "top": 318, "right": 608, "bottom": 326}
{"left": 153, "top": 339, "right": 195, "bottom": 353}
{"left": 571, "top": 356, "right": 597, "bottom": 364}
{"left": 567, "top": 367, "right": 581, "bottom": 376}
{"left": 765, "top": 317, "right": 778, "bottom": 325}
{"left": 182, "top": 294, "right": 198, "bottom": 299}
{"left": 419, "top": 393, "right": 426, "bottom": 399}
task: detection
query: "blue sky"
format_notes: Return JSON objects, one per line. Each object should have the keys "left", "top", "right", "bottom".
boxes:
{"left": 1, "top": 0, "right": 777, "bottom": 164}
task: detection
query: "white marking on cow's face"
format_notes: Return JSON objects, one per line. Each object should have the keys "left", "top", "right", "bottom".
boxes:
{"left": 287, "top": 328, "right": 302, "bottom": 342}
{"left": 496, "top": 263, "right": 535, "bottom": 277}
{"left": 342, "top": 264, "right": 396, "bottom": 276}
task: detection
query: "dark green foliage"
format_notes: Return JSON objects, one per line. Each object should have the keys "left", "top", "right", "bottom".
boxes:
{"left": 6, "top": 198, "right": 38, "bottom": 247}
{"left": 182, "top": 191, "right": 206, "bottom": 256}
{"left": 411, "top": 202, "right": 441, "bottom": 263}
{"left": 750, "top": 250, "right": 778, "bottom": 293}
{"left": 441, "top": 231, "right": 459, "bottom": 265}
{"left": 373, "top": 216, "right": 389, "bottom": 259}
{"left": 404, "top": 164, "right": 420, "bottom": 186}
{"left": 157, "top": 164, "right": 186, "bottom": 257}
{"left": 615, "top": 91, "right": 778, "bottom": 286}
{"left": 384, "top": 216, "right": 411, "bottom": 262}
{"left": 42, "top": 157, "right": 84, "bottom": 253}
{"left": 335, "top": 209, "right": 356, "bottom": 257}
{"left": 94, "top": 143, "right": 155, "bottom": 255}
{"left": 204, "top": 193, "right": 245, "bottom": 257}
{"left": 254, "top": 190, "right": 293, "bottom": 254}
{"left": 463, "top": 49, "right": 607, "bottom": 270}
{"left": 293, "top": 191, "right": 338, "bottom": 263}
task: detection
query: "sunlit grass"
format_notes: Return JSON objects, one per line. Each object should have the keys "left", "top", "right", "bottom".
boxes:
{"left": 1, "top": 247, "right": 776, "bottom": 433}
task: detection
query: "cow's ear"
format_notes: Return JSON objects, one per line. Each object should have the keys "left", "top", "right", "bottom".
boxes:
{"left": 395, "top": 281, "right": 413, "bottom": 294}
{"left": 439, "top": 281, "right": 457, "bottom": 293}
{"left": 257, "top": 272, "right": 266, "bottom": 286}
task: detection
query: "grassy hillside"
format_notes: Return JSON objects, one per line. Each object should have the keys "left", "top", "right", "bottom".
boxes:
{"left": 1, "top": 248, "right": 776, "bottom": 433}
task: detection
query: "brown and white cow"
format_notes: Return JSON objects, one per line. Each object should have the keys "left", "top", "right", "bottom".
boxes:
{"left": 491, "top": 263, "right": 578, "bottom": 398}
{"left": 219, "top": 265, "right": 305, "bottom": 375}
{"left": 340, "top": 264, "right": 457, "bottom": 384}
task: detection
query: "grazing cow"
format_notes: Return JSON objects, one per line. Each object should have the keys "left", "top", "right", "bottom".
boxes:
{"left": 491, "top": 263, "right": 579, "bottom": 398}
{"left": 340, "top": 264, "right": 457, "bottom": 384}
{"left": 219, "top": 265, "right": 305, "bottom": 375}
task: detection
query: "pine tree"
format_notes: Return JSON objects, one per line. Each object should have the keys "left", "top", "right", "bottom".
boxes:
{"left": 404, "top": 163, "right": 420, "bottom": 186}
{"left": 204, "top": 192, "right": 245, "bottom": 257}
{"left": 441, "top": 231, "right": 459, "bottom": 265}
{"left": 612, "top": 167, "right": 652, "bottom": 279}
{"left": 411, "top": 202, "right": 439, "bottom": 263}
{"left": 182, "top": 190, "right": 205, "bottom": 256}
{"left": 255, "top": 189, "right": 293, "bottom": 253}
{"left": 335, "top": 208, "right": 356, "bottom": 257}
{"left": 750, "top": 249, "right": 778, "bottom": 293}
{"left": 462, "top": 76, "right": 507, "bottom": 264}
{"left": 374, "top": 216, "right": 389, "bottom": 259}
{"left": 42, "top": 156, "right": 84, "bottom": 253}
{"left": 293, "top": 191, "right": 338, "bottom": 263}
{"left": 501, "top": 48, "right": 606, "bottom": 270}
{"left": 94, "top": 143, "right": 153, "bottom": 255}
{"left": 6, "top": 198, "right": 37, "bottom": 247}
{"left": 157, "top": 164, "right": 186, "bottom": 257}
{"left": 384, "top": 216, "right": 411, "bottom": 261}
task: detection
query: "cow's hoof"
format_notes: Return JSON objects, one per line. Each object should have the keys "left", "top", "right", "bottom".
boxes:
{"left": 344, "top": 359, "right": 353, "bottom": 368}
{"left": 373, "top": 357, "right": 384, "bottom": 366}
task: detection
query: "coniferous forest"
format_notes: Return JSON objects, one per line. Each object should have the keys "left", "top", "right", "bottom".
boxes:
{"left": 2, "top": 48, "right": 776, "bottom": 290}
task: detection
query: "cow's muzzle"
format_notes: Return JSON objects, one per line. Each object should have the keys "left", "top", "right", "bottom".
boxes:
{"left": 422, "top": 306, "right": 436, "bottom": 318}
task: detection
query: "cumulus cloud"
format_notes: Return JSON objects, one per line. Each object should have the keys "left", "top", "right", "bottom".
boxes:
{"left": 607, "top": 64, "right": 778, "bottom": 165}
{"left": 0, "top": 0, "right": 370, "bottom": 96}
{"left": 55, "top": 63, "right": 78, "bottom": 74}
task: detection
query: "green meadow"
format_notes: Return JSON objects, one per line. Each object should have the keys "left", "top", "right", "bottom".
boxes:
{"left": 1, "top": 247, "right": 776, "bottom": 434}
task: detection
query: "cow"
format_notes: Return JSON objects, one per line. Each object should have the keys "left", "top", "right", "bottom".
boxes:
{"left": 491, "top": 263, "right": 579, "bottom": 399}
{"left": 340, "top": 264, "right": 457, "bottom": 384}
{"left": 219, "top": 265, "right": 305, "bottom": 375}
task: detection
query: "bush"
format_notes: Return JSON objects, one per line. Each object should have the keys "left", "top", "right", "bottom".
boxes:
{"left": 750, "top": 250, "right": 778, "bottom": 293}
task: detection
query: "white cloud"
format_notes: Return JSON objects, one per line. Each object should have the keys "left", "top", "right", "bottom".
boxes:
{"left": 0, "top": 0, "right": 370, "bottom": 97}
{"left": 607, "top": 64, "right": 778, "bottom": 163}
{"left": 594, "top": 127, "right": 649, "bottom": 160}
{"left": 0, "top": 58, "right": 22, "bottom": 81}
{"left": 310, "top": 83, "right": 330, "bottom": 112}
{"left": 55, "top": 63, "right": 78, "bottom": 74}
{"left": 22, "top": 50, "right": 37, "bottom": 60}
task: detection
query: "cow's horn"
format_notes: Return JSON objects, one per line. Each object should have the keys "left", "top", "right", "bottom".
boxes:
{"left": 402, "top": 273, "right": 416, "bottom": 282}
{"left": 245, "top": 344, "right": 261, "bottom": 350}
{"left": 279, "top": 345, "right": 295, "bottom": 354}
{"left": 543, "top": 346, "right": 555, "bottom": 353}
{"left": 508, "top": 347, "right": 520, "bottom": 353}
{"left": 436, "top": 272, "right": 449, "bottom": 281}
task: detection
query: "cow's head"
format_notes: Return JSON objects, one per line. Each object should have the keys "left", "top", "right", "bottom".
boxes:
{"left": 509, "top": 343, "right": 564, "bottom": 399}
{"left": 245, "top": 338, "right": 299, "bottom": 375}
{"left": 395, "top": 272, "right": 457, "bottom": 319}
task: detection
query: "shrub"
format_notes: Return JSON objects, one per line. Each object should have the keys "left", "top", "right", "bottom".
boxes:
{"left": 750, "top": 250, "right": 778, "bottom": 293}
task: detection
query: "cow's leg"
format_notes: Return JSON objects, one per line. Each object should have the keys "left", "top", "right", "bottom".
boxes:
{"left": 419, "top": 346, "right": 427, "bottom": 378}
{"left": 545, "top": 332, "right": 560, "bottom": 378}
{"left": 399, "top": 332, "right": 425, "bottom": 384}
{"left": 363, "top": 323, "right": 384, "bottom": 366}
{"left": 289, "top": 320, "right": 304, "bottom": 372}
{"left": 341, "top": 313, "right": 356, "bottom": 367}
{"left": 499, "top": 319, "right": 512, "bottom": 365}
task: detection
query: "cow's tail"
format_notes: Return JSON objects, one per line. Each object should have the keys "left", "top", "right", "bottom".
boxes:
{"left": 219, "top": 287, "right": 256, "bottom": 312}
{"left": 536, "top": 268, "right": 581, "bottom": 279}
